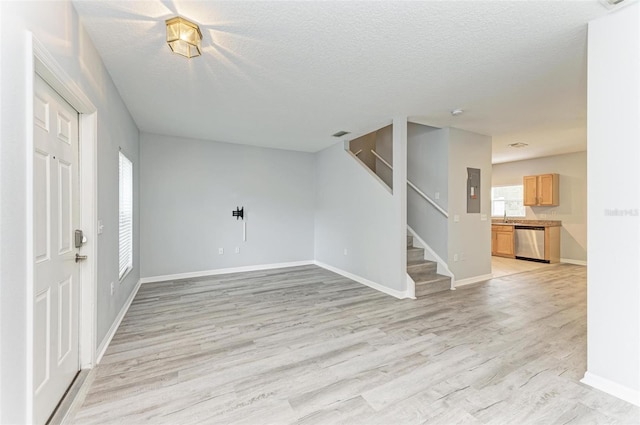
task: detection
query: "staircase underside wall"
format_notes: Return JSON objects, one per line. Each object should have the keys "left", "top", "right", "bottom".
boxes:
{"left": 314, "top": 142, "right": 404, "bottom": 292}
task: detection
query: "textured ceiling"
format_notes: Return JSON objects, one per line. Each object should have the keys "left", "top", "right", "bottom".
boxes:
{"left": 71, "top": 0, "right": 616, "bottom": 162}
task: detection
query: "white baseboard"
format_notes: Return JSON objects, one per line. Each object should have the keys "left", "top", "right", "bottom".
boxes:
{"left": 406, "top": 226, "right": 455, "bottom": 282}
{"left": 96, "top": 278, "right": 142, "bottom": 364}
{"left": 53, "top": 368, "right": 95, "bottom": 425}
{"left": 139, "top": 261, "right": 315, "bottom": 284}
{"left": 314, "top": 261, "right": 413, "bottom": 299}
{"left": 142, "top": 260, "right": 412, "bottom": 299}
{"left": 581, "top": 371, "right": 640, "bottom": 407}
{"left": 453, "top": 273, "right": 494, "bottom": 288}
{"left": 561, "top": 258, "right": 587, "bottom": 266}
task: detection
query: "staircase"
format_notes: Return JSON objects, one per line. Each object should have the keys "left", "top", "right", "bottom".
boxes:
{"left": 407, "top": 235, "right": 451, "bottom": 297}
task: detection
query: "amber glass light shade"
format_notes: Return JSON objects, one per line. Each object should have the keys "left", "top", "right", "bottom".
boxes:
{"left": 166, "top": 17, "right": 202, "bottom": 59}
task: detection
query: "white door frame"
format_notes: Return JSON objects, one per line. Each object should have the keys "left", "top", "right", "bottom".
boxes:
{"left": 25, "top": 33, "right": 98, "bottom": 422}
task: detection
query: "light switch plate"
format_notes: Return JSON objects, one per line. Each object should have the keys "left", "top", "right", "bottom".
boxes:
{"left": 454, "top": 214, "right": 460, "bottom": 222}
{"left": 481, "top": 214, "right": 487, "bottom": 221}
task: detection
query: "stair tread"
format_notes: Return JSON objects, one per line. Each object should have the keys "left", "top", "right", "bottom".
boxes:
{"left": 406, "top": 231, "right": 450, "bottom": 297}
{"left": 408, "top": 270, "right": 438, "bottom": 279}
{"left": 408, "top": 268, "right": 439, "bottom": 278}
{"left": 408, "top": 270, "right": 444, "bottom": 283}
{"left": 407, "top": 259, "right": 437, "bottom": 268}
{"left": 407, "top": 245, "right": 426, "bottom": 265}
{"left": 413, "top": 273, "right": 450, "bottom": 285}
{"left": 414, "top": 277, "right": 451, "bottom": 297}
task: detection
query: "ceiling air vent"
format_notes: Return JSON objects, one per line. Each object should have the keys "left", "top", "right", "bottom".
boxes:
{"left": 332, "top": 131, "right": 350, "bottom": 138}
{"left": 508, "top": 142, "right": 529, "bottom": 148}
{"left": 600, "top": 0, "right": 625, "bottom": 8}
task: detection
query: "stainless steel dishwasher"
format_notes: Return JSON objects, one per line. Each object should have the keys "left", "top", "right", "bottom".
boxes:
{"left": 514, "top": 226, "right": 547, "bottom": 263}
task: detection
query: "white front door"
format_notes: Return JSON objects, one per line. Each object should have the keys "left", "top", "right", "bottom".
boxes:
{"left": 33, "top": 74, "right": 81, "bottom": 425}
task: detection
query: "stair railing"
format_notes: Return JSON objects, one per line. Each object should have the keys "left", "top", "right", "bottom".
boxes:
{"left": 370, "top": 149, "right": 392, "bottom": 170}
{"left": 370, "top": 149, "right": 449, "bottom": 218}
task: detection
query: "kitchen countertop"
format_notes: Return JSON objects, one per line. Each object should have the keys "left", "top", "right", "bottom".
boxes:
{"left": 491, "top": 219, "right": 562, "bottom": 227}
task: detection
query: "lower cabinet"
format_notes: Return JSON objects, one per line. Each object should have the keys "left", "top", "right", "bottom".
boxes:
{"left": 491, "top": 224, "right": 561, "bottom": 262}
{"left": 491, "top": 225, "right": 515, "bottom": 258}
{"left": 544, "top": 226, "right": 561, "bottom": 263}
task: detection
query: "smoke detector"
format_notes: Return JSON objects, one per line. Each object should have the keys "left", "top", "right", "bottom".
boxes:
{"left": 450, "top": 109, "right": 464, "bottom": 116}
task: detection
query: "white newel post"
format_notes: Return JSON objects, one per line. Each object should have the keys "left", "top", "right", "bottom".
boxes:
{"left": 393, "top": 117, "right": 409, "bottom": 294}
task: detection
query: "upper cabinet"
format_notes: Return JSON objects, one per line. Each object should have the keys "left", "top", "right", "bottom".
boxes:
{"left": 523, "top": 173, "right": 559, "bottom": 206}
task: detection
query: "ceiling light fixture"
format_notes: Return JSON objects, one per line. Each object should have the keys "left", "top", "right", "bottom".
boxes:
{"left": 451, "top": 109, "right": 464, "bottom": 116}
{"left": 508, "top": 142, "right": 529, "bottom": 148}
{"left": 166, "top": 16, "right": 202, "bottom": 59}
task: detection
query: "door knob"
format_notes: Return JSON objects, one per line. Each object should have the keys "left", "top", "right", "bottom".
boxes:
{"left": 75, "top": 253, "right": 88, "bottom": 263}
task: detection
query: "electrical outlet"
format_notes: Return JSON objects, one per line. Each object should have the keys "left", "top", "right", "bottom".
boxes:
{"left": 218, "top": 248, "right": 224, "bottom": 255}
{"left": 454, "top": 214, "right": 460, "bottom": 223}
{"left": 344, "top": 248, "right": 348, "bottom": 256}
{"left": 235, "top": 247, "right": 240, "bottom": 254}
{"left": 110, "top": 281, "right": 114, "bottom": 296}
{"left": 454, "top": 253, "right": 459, "bottom": 262}
{"left": 435, "top": 192, "right": 440, "bottom": 200}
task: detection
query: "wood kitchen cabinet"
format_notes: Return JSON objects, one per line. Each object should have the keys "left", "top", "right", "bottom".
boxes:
{"left": 545, "top": 226, "right": 561, "bottom": 263}
{"left": 491, "top": 225, "right": 515, "bottom": 258}
{"left": 523, "top": 173, "right": 559, "bottom": 206}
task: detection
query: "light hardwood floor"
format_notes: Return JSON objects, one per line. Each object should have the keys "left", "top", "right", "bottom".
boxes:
{"left": 68, "top": 265, "right": 640, "bottom": 424}
{"left": 491, "top": 256, "right": 552, "bottom": 279}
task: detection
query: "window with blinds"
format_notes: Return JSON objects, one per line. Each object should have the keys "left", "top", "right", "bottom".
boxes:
{"left": 491, "top": 185, "right": 525, "bottom": 217}
{"left": 118, "top": 151, "right": 133, "bottom": 280}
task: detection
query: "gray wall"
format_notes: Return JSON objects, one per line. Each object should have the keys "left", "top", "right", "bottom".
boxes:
{"left": 0, "top": 1, "right": 140, "bottom": 422}
{"left": 448, "top": 128, "right": 492, "bottom": 281}
{"left": 139, "top": 133, "right": 315, "bottom": 278}
{"left": 97, "top": 102, "right": 140, "bottom": 347}
{"left": 407, "top": 124, "right": 449, "bottom": 260}
{"left": 492, "top": 152, "right": 587, "bottom": 263}
{"left": 315, "top": 142, "right": 403, "bottom": 291}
